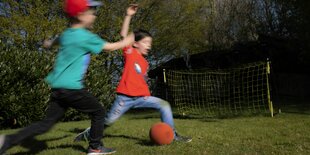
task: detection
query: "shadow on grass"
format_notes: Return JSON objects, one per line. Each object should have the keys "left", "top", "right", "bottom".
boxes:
{"left": 67, "top": 127, "right": 157, "bottom": 147}
{"left": 136, "top": 140, "right": 157, "bottom": 146}
{"left": 105, "top": 133, "right": 143, "bottom": 141}
{"left": 11, "top": 135, "right": 85, "bottom": 155}
{"left": 105, "top": 134, "right": 156, "bottom": 147}
{"left": 68, "top": 127, "right": 88, "bottom": 134}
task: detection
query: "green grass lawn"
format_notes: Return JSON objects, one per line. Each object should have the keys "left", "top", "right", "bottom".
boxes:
{"left": 1, "top": 111, "right": 310, "bottom": 155}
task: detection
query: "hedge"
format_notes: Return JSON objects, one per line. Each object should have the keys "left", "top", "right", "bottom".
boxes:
{"left": 0, "top": 47, "right": 116, "bottom": 129}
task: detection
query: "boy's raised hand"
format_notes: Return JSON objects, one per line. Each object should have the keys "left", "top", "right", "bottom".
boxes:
{"left": 120, "top": 4, "right": 138, "bottom": 38}
{"left": 127, "top": 4, "right": 138, "bottom": 16}
{"left": 43, "top": 39, "right": 53, "bottom": 48}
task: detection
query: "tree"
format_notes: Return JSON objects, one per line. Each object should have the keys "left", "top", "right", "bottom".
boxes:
{"left": 0, "top": 0, "right": 66, "bottom": 50}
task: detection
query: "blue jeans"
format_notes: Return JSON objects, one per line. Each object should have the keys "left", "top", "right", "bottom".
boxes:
{"left": 104, "top": 95, "right": 175, "bottom": 133}
{"left": 82, "top": 95, "right": 177, "bottom": 138}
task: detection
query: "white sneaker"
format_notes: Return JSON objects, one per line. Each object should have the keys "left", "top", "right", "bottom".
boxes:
{"left": 74, "top": 127, "right": 90, "bottom": 142}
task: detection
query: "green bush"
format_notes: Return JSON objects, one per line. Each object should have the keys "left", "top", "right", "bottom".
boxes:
{"left": 0, "top": 48, "right": 52, "bottom": 128}
{"left": 0, "top": 47, "right": 116, "bottom": 129}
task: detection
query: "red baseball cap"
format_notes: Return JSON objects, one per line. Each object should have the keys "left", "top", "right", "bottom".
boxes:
{"left": 65, "top": 0, "right": 103, "bottom": 17}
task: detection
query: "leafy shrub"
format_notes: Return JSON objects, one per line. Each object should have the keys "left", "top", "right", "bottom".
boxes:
{"left": 0, "top": 47, "right": 116, "bottom": 129}
{"left": 0, "top": 47, "right": 52, "bottom": 128}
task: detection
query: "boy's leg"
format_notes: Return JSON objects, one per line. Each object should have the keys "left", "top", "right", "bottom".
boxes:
{"left": 133, "top": 96, "right": 192, "bottom": 142}
{"left": 74, "top": 95, "right": 133, "bottom": 142}
{"left": 104, "top": 95, "right": 134, "bottom": 126}
{"left": 0, "top": 90, "right": 67, "bottom": 153}
{"left": 133, "top": 96, "right": 175, "bottom": 129}
{"left": 63, "top": 89, "right": 106, "bottom": 149}
{"left": 49, "top": 89, "right": 115, "bottom": 154}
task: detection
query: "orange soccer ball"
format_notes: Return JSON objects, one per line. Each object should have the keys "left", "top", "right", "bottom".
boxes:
{"left": 149, "top": 122, "right": 174, "bottom": 145}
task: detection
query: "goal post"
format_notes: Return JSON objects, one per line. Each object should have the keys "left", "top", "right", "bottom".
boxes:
{"left": 164, "top": 61, "right": 274, "bottom": 117}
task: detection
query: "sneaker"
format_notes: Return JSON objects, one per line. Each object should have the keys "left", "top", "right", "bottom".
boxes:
{"left": 174, "top": 133, "right": 192, "bottom": 143}
{"left": 87, "top": 146, "right": 116, "bottom": 155}
{"left": 0, "top": 135, "right": 8, "bottom": 155}
{"left": 74, "top": 127, "right": 90, "bottom": 142}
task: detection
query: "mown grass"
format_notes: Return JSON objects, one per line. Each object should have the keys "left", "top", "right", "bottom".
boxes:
{"left": 1, "top": 110, "right": 310, "bottom": 155}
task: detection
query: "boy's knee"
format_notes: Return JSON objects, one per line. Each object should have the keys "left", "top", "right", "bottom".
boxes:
{"left": 160, "top": 100, "right": 171, "bottom": 107}
{"left": 92, "top": 108, "right": 105, "bottom": 118}
{"left": 104, "top": 117, "right": 116, "bottom": 126}
{"left": 104, "top": 121, "right": 112, "bottom": 126}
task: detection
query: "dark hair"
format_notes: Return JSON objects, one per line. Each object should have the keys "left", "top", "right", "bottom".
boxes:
{"left": 68, "top": 16, "right": 80, "bottom": 25}
{"left": 67, "top": 8, "right": 97, "bottom": 25}
{"left": 134, "top": 29, "right": 152, "bottom": 41}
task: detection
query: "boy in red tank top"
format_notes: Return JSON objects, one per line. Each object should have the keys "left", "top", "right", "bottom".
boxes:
{"left": 74, "top": 4, "right": 192, "bottom": 144}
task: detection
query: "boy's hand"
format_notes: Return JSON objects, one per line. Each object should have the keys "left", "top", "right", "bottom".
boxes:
{"left": 43, "top": 39, "right": 53, "bottom": 48}
{"left": 43, "top": 35, "right": 59, "bottom": 49}
{"left": 127, "top": 4, "right": 138, "bottom": 16}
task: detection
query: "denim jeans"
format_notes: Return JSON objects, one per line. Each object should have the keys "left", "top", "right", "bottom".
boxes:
{"left": 84, "top": 95, "right": 176, "bottom": 137}
{"left": 104, "top": 94, "right": 176, "bottom": 135}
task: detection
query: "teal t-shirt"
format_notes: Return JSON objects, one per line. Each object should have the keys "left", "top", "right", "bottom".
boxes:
{"left": 45, "top": 28, "right": 106, "bottom": 89}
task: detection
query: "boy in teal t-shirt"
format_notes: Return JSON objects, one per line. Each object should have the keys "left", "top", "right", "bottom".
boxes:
{"left": 45, "top": 28, "right": 106, "bottom": 89}
{"left": 0, "top": 0, "right": 134, "bottom": 155}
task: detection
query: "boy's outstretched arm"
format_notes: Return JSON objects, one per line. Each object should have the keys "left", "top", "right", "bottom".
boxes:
{"left": 120, "top": 4, "right": 138, "bottom": 38}
{"left": 103, "top": 33, "right": 134, "bottom": 51}
{"left": 103, "top": 4, "right": 138, "bottom": 52}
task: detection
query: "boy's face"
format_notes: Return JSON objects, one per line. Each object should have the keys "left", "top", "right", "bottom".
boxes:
{"left": 77, "top": 9, "right": 97, "bottom": 28}
{"left": 134, "top": 36, "right": 152, "bottom": 56}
